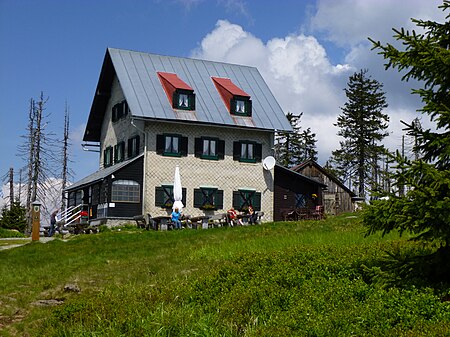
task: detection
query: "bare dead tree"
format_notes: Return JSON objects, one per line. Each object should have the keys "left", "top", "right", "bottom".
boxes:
{"left": 9, "top": 168, "right": 14, "bottom": 209}
{"left": 61, "top": 102, "right": 72, "bottom": 210}
{"left": 19, "top": 92, "right": 61, "bottom": 233}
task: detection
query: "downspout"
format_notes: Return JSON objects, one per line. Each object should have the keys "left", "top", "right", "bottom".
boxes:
{"left": 131, "top": 117, "right": 147, "bottom": 215}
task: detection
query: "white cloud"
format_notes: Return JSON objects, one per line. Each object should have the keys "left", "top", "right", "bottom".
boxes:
{"left": 191, "top": 19, "right": 352, "bottom": 163}
{"left": 191, "top": 1, "right": 444, "bottom": 165}
{"left": 311, "top": 0, "right": 446, "bottom": 48}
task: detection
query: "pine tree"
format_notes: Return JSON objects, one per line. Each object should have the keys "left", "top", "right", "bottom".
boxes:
{"left": 364, "top": 1, "right": 450, "bottom": 279}
{"left": 276, "top": 112, "right": 318, "bottom": 167}
{"left": 331, "top": 69, "right": 389, "bottom": 199}
{"left": 0, "top": 201, "right": 27, "bottom": 232}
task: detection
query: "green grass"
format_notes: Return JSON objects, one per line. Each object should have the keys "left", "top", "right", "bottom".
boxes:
{"left": 0, "top": 214, "right": 449, "bottom": 336}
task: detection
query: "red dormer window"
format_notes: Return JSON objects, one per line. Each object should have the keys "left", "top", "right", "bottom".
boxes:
{"left": 212, "top": 77, "right": 252, "bottom": 116}
{"left": 157, "top": 72, "right": 196, "bottom": 110}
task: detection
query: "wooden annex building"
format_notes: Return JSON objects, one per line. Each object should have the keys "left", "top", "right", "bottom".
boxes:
{"left": 291, "top": 160, "right": 356, "bottom": 215}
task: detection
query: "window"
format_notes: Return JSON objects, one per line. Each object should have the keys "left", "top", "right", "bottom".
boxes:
{"left": 295, "top": 193, "right": 307, "bottom": 208}
{"left": 158, "top": 72, "right": 196, "bottom": 111}
{"left": 195, "top": 137, "right": 225, "bottom": 160}
{"left": 68, "top": 190, "right": 84, "bottom": 207}
{"left": 232, "top": 189, "right": 261, "bottom": 212}
{"left": 155, "top": 185, "right": 187, "bottom": 209}
{"left": 193, "top": 187, "right": 223, "bottom": 210}
{"left": 173, "top": 90, "right": 195, "bottom": 110}
{"left": 128, "top": 135, "right": 140, "bottom": 158}
{"left": 104, "top": 146, "right": 113, "bottom": 167}
{"left": 111, "top": 180, "right": 140, "bottom": 203}
{"left": 231, "top": 97, "right": 252, "bottom": 116}
{"left": 233, "top": 141, "right": 262, "bottom": 163}
{"left": 112, "top": 100, "right": 129, "bottom": 122}
{"left": 114, "top": 141, "right": 125, "bottom": 163}
{"left": 156, "top": 134, "right": 188, "bottom": 157}
{"left": 211, "top": 77, "right": 252, "bottom": 116}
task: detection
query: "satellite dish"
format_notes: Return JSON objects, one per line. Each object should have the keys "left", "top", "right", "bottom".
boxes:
{"left": 262, "top": 156, "right": 276, "bottom": 170}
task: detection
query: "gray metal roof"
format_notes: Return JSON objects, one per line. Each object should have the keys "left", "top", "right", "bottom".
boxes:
{"left": 66, "top": 154, "right": 144, "bottom": 191}
{"left": 84, "top": 48, "right": 292, "bottom": 142}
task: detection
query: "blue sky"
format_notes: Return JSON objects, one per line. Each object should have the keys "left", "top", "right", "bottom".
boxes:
{"left": 0, "top": 0, "right": 445, "bottom": 202}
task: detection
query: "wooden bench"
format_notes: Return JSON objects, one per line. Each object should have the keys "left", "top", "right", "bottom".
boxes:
{"left": 209, "top": 213, "right": 227, "bottom": 227}
{"left": 189, "top": 216, "right": 210, "bottom": 229}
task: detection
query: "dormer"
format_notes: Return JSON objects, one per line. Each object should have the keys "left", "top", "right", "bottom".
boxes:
{"left": 157, "top": 72, "right": 195, "bottom": 110}
{"left": 212, "top": 77, "right": 252, "bottom": 117}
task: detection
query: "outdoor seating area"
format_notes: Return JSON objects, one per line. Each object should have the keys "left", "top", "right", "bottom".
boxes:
{"left": 134, "top": 211, "right": 265, "bottom": 231}
{"left": 281, "top": 206, "right": 324, "bottom": 221}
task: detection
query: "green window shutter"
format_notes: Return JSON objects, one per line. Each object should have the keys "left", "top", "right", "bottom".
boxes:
{"left": 253, "top": 192, "right": 261, "bottom": 211}
{"left": 135, "top": 135, "right": 140, "bottom": 155}
{"left": 246, "top": 100, "right": 252, "bottom": 117}
{"left": 232, "top": 190, "right": 242, "bottom": 209}
{"left": 215, "top": 190, "right": 224, "bottom": 210}
{"left": 112, "top": 104, "right": 118, "bottom": 122}
{"left": 156, "top": 135, "right": 164, "bottom": 155}
{"left": 194, "top": 138, "right": 202, "bottom": 157}
{"left": 127, "top": 138, "right": 132, "bottom": 158}
{"left": 217, "top": 140, "right": 225, "bottom": 160}
{"left": 172, "top": 92, "right": 179, "bottom": 109}
{"left": 155, "top": 187, "right": 165, "bottom": 207}
{"left": 230, "top": 98, "right": 236, "bottom": 114}
{"left": 103, "top": 149, "right": 107, "bottom": 167}
{"left": 123, "top": 101, "right": 129, "bottom": 117}
{"left": 233, "top": 141, "right": 241, "bottom": 161}
{"left": 180, "top": 136, "right": 188, "bottom": 156}
{"left": 182, "top": 188, "right": 187, "bottom": 206}
{"left": 189, "top": 93, "right": 196, "bottom": 110}
{"left": 254, "top": 143, "right": 262, "bottom": 162}
{"left": 193, "top": 189, "right": 203, "bottom": 208}
{"left": 114, "top": 145, "right": 118, "bottom": 163}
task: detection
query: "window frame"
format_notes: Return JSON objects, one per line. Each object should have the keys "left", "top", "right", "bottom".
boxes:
{"left": 232, "top": 189, "right": 261, "bottom": 212}
{"left": 173, "top": 89, "right": 195, "bottom": 111}
{"left": 128, "top": 135, "right": 140, "bottom": 159}
{"left": 155, "top": 185, "right": 187, "bottom": 209}
{"left": 195, "top": 137, "right": 225, "bottom": 160}
{"left": 111, "top": 180, "right": 140, "bottom": 203}
{"left": 193, "top": 187, "right": 224, "bottom": 210}
{"left": 112, "top": 100, "right": 129, "bottom": 123}
{"left": 156, "top": 134, "right": 188, "bottom": 157}
{"left": 230, "top": 96, "right": 252, "bottom": 116}
{"left": 114, "top": 141, "right": 125, "bottom": 164}
{"left": 104, "top": 146, "right": 113, "bottom": 167}
{"left": 233, "top": 140, "right": 262, "bottom": 163}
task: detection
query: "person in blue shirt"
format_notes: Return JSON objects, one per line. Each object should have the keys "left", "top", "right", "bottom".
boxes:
{"left": 48, "top": 209, "right": 59, "bottom": 236}
{"left": 171, "top": 207, "right": 182, "bottom": 229}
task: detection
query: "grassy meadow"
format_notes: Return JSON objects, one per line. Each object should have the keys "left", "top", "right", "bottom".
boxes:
{"left": 0, "top": 214, "right": 449, "bottom": 336}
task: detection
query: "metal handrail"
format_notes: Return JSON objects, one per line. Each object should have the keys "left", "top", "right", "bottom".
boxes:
{"left": 56, "top": 204, "right": 86, "bottom": 227}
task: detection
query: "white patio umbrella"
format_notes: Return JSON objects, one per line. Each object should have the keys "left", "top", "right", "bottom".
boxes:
{"left": 172, "top": 165, "right": 184, "bottom": 212}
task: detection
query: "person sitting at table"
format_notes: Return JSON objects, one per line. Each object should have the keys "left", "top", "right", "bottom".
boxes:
{"left": 171, "top": 207, "right": 182, "bottom": 229}
{"left": 227, "top": 207, "right": 243, "bottom": 226}
{"left": 248, "top": 205, "right": 258, "bottom": 225}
